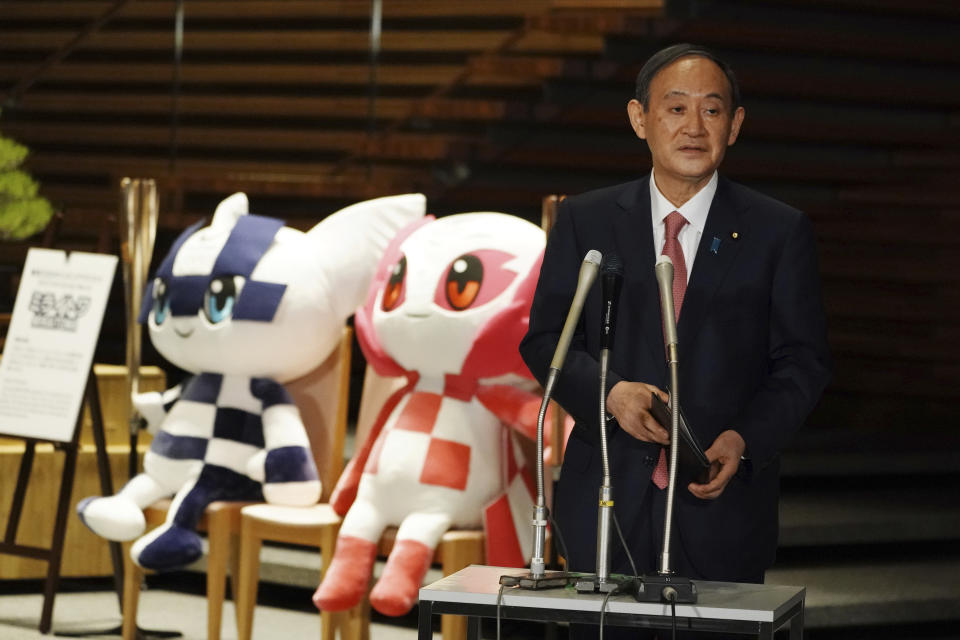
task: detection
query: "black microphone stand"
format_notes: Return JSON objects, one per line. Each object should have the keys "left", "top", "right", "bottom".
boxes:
{"left": 575, "top": 255, "right": 634, "bottom": 595}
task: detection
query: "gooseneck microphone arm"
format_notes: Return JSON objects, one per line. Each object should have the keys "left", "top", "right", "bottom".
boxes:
{"left": 530, "top": 369, "right": 556, "bottom": 579}
{"left": 654, "top": 255, "right": 681, "bottom": 575}
{"left": 528, "top": 249, "right": 602, "bottom": 579}
{"left": 633, "top": 255, "right": 697, "bottom": 603}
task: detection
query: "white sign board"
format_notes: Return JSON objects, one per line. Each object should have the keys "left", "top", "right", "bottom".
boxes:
{"left": 0, "top": 249, "right": 117, "bottom": 442}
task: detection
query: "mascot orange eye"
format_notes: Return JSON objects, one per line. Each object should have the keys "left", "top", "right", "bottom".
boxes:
{"left": 445, "top": 254, "right": 483, "bottom": 311}
{"left": 382, "top": 255, "right": 406, "bottom": 311}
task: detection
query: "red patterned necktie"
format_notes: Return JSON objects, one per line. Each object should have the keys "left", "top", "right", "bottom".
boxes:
{"left": 652, "top": 210, "right": 688, "bottom": 489}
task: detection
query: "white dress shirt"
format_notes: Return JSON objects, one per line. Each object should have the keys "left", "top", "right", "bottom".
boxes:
{"left": 649, "top": 170, "right": 718, "bottom": 284}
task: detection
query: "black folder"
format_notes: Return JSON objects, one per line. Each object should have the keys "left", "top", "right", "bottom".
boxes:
{"left": 649, "top": 395, "right": 712, "bottom": 485}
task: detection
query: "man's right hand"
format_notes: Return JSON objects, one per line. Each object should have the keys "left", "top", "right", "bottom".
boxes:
{"left": 606, "top": 381, "right": 670, "bottom": 444}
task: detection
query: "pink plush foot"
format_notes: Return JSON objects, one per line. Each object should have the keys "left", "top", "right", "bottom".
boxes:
{"left": 369, "top": 539, "right": 434, "bottom": 616}
{"left": 313, "top": 535, "right": 377, "bottom": 612}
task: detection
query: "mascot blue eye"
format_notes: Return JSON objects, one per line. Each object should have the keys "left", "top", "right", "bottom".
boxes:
{"left": 152, "top": 279, "right": 170, "bottom": 325}
{"left": 203, "top": 276, "right": 238, "bottom": 324}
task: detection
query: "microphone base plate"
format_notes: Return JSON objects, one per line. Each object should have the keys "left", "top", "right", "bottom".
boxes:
{"left": 499, "top": 571, "right": 578, "bottom": 590}
{"left": 574, "top": 574, "right": 637, "bottom": 595}
{"left": 634, "top": 573, "right": 697, "bottom": 603}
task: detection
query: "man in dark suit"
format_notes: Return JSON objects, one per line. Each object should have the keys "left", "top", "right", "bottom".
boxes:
{"left": 519, "top": 43, "right": 832, "bottom": 599}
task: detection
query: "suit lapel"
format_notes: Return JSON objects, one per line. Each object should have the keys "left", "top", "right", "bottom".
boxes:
{"left": 678, "top": 177, "right": 744, "bottom": 351}
{"left": 613, "top": 177, "right": 668, "bottom": 383}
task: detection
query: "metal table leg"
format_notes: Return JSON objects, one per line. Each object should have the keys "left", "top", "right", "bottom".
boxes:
{"left": 466, "top": 615, "right": 481, "bottom": 640}
{"left": 790, "top": 600, "right": 805, "bottom": 640}
{"left": 418, "top": 599, "right": 434, "bottom": 640}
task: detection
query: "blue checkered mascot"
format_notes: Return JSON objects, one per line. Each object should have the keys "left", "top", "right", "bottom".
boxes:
{"left": 78, "top": 192, "right": 425, "bottom": 570}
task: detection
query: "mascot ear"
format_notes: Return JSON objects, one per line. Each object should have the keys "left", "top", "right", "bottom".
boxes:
{"left": 307, "top": 193, "right": 426, "bottom": 323}
{"left": 210, "top": 192, "right": 250, "bottom": 230}
{"left": 354, "top": 214, "right": 433, "bottom": 379}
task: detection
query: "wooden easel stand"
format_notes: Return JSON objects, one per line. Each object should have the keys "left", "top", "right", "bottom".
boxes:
{"left": 0, "top": 369, "right": 123, "bottom": 634}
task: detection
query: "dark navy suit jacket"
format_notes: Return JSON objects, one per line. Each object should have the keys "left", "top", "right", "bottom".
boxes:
{"left": 519, "top": 175, "right": 832, "bottom": 580}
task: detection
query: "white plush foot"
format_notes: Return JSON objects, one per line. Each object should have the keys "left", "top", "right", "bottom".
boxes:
{"left": 76, "top": 495, "right": 147, "bottom": 541}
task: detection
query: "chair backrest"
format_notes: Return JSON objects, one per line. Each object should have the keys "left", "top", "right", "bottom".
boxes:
{"left": 541, "top": 194, "right": 564, "bottom": 232}
{"left": 541, "top": 194, "right": 570, "bottom": 466}
{"left": 354, "top": 365, "right": 408, "bottom": 448}
{"left": 286, "top": 325, "right": 353, "bottom": 502}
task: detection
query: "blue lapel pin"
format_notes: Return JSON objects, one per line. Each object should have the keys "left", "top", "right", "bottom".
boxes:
{"left": 710, "top": 236, "right": 722, "bottom": 254}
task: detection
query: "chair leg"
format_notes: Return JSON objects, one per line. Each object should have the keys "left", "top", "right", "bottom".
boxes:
{"left": 121, "top": 544, "right": 141, "bottom": 640}
{"left": 334, "top": 568, "right": 371, "bottom": 640}
{"left": 360, "top": 598, "right": 371, "bottom": 640}
{"left": 337, "top": 599, "right": 370, "bottom": 640}
{"left": 439, "top": 532, "right": 485, "bottom": 640}
{"left": 442, "top": 615, "right": 467, "bottom": 640}
{"left": 319, "top": 522, "right": 339, "bottom": 640}
{"left": 236, "top": 516, "right": 262, "bottom": 640}
{"left": 229, "top": 528, "right": 242, "bottom": 632}
{"left": 206, "top": 508, "right": 231, "bottom": 640}
{"left": 323, "top": 611, "right": 342, "bottom": 640}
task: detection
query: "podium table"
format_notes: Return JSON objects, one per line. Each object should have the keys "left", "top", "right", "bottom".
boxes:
{"left": 418, "top": 565, "right": 804, "bottom": 639}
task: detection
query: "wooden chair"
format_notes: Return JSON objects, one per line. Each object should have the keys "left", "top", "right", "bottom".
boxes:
{"left": 233, "top": 324, "right": 356, "bottom": 640}
{"left": 121, "top": 326, "right": 354, "bottom": 640}
{"left": 121, "top": 500, "right": 250, "bottom": 640}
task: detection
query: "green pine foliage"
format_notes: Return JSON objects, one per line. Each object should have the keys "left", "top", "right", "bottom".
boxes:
{"left": 0, "top": 132, "right": 54, "bottom": 241}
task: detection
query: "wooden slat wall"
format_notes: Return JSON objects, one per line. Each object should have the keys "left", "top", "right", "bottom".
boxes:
{"left": 434, "top": 2, "right": 960, "bottom": 441}
{"left": 2, "top": 0, "right": 661, "bottom": 20}
{"left": 1, "top": 0, "right": 662, "bottom": 235}
{"left": 1, "top": 0, "right": 958, "bottom": 447}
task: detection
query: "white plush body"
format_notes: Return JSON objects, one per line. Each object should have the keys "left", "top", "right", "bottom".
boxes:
{"left": 342, "top": 392, "right": 503, "bottom": 546}
{"left": 77, "top": 193, "right": 425, "bottom": 570}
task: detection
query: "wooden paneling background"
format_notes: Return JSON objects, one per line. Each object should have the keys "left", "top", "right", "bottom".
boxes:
{"left": 2, "top": 0, "right": 958, "bottom": 457}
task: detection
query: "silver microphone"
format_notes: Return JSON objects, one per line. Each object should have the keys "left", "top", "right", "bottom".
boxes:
{"left": 529, "top": 249, "right": 601, "bottom": 579}
{"left": 655, "top": 255, "right": 678, "bottom": 353}
{"left": 654, "top": 253, "right": 680, "bottom": 574}
{"left": 550, "top": 249, "right": 603, "bottom": 370}
{"left": 636, "top": 258, "right": 698, "bottom": 603}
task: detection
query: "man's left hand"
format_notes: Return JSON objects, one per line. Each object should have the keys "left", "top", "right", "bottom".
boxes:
{"left": 687, "top": 430, "right": 746, "bottom": 500}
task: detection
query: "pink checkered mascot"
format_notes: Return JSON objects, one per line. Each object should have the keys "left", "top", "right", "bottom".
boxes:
{"left": 314, "top": 212, "right": 548, "bottom": 616}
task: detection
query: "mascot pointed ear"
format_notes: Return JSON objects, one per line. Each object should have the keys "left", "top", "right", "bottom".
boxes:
{"left": 210, "top": 192, "right": 250, "bottom": 230}
{"left": 307, "top": 193, "right": 426, "bottom": 324}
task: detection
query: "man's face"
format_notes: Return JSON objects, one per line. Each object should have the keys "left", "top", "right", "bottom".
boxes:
{"left": 628, "top": 56, "right": 745, "bottom": 189}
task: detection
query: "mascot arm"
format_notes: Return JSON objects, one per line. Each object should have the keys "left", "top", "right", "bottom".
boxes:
{"left": 328, "top": 449, "right": 364, "bottom": 516}
{"left": 133, "top": 383, "right": 185, "bottom": 435}
{"left": 258, "top": 403, "right": 321, "bottom": 506}
{"left": 475, "top": 384, "right": 572, "bottom": 465}
{"left": 475, "top": 384, "right": 542, "bottom": 442}
{"left": 250, "top": 379, "right": 321, "bottom": 506}
{"left": 330, "top": 380, "right": 413, "bottom": 515}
